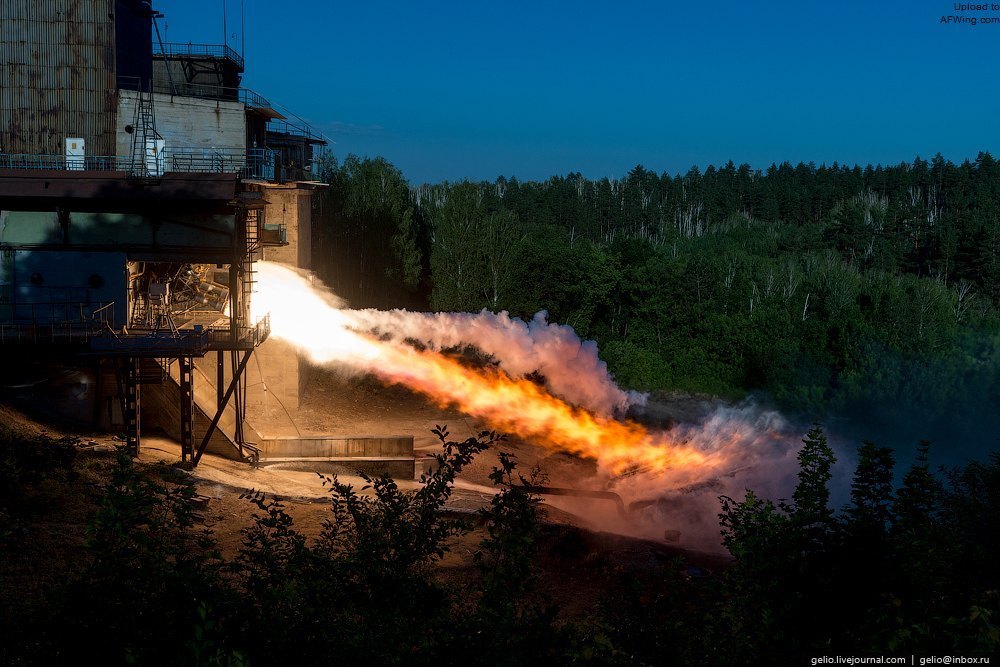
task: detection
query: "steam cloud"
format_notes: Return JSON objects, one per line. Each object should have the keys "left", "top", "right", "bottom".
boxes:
{"left": 343, "top": 308, "right": 647, "bottom": 416}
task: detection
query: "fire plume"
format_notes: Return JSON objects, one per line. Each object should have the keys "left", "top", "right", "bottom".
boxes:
{"left": 252, "top": 262, "right": 762, "bottom": 478}
{"left": 367, "top": 342, "right": 716, "bottom": 475}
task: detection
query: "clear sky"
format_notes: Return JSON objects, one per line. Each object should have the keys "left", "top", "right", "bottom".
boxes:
{"left": 157, "top": 0, "right": 999, "bottom": 184}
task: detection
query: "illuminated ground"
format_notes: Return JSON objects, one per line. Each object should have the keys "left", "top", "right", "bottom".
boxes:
{"left": 294, "top": 367, "right": 604, "bottom": 492}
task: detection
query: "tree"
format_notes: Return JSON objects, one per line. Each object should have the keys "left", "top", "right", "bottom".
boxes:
{"left": 479, "top": 208, "right": 523, "bottom": 310}
{"left": 313, "top": 155, "right": 426, "bottom": 307}
{"left": 846, "top": 440, "right": 895, "bottom": 534}
{"left": 791, "top": 423, "right": 836, "bottom": 531}
{"left": 430, "top": 182, "right": 487, "bottom": 311}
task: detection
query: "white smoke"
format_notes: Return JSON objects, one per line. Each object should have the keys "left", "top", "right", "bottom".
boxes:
{"left": 343, "top": 308, "right": 646, "bottom": 416}
{"left": 574, "top": 400, "right": 857, "bottom": 552}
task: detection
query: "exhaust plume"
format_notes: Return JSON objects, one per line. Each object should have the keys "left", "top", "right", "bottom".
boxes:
{"left": 344, "top": 308, "right": 646, "bottom": 416}
{"left": 252, "top": 262, "right": 795, "bottom": 485}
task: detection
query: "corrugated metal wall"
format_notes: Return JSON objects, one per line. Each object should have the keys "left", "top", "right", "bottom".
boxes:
{"left": 0, "top": 0, "right": 118, "bottom": 156}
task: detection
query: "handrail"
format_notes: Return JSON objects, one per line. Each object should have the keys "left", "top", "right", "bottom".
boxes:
{"left": 0, "top": 300, "right": 116, "bottom": 345}
{"left": 0, "top": 148, "right": 276, "bottom": 179}
{"left": 267, "top": 120, "right": 326, "bottom": 143}
{"left": 153, "top": 42, "right": 244, "bottom": 71}
{"left": 0, "top": 154, "right": 130, "bottom": 171}
{"left": 5, "top": 301, "right": 115, "bottom": 325}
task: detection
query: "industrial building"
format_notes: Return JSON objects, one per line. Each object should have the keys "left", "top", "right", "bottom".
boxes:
{"left": 0, "top": 0, "right": 413, "bottom": 473}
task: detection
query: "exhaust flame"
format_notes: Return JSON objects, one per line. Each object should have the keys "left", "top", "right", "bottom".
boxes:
{"left": 344, "top": 308, "right": 646, "bottom": 416}
{"left": 252, "top": 262, "right": 789, "bottom": 480}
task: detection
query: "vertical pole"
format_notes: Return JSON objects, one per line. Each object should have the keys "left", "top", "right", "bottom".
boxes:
{"left": 231, "top": 350, "right": 245, "bottom": 447}
{"left": 179, "top": 356, "right": 194, "bottom": 462}
{"left": 124, "top": 357, "right": 140, "bottom": 456}
{"left": 216, "top": 349, "right": 224, "bottom": 407}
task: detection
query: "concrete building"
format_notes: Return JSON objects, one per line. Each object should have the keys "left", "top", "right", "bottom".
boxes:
{"left": 0, "top": 0, "right": 410, "bottom": 470}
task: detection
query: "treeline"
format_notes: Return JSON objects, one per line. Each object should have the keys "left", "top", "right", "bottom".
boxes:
{"left": 312, "top": 154, "right": 1000, "bottom": 458}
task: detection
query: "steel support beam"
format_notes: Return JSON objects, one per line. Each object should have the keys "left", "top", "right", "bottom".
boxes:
{"left": 192, "top": 349, "right": 252, "bottom": 466}
{"left": 124, "top": 357, "right": 140, "bottom": 456}
{"left": 179, "top": 355, "right": 194, "bottom": 462}
{"left": 216, "top": 350, "right": 224, "bottom": 407}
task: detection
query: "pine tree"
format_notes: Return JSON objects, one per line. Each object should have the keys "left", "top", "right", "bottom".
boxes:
{"left": 847, "top": 439, "right": 895, "bottom": 533}
{"left": 792, "top": 423, "right": 836, "bottom": 529}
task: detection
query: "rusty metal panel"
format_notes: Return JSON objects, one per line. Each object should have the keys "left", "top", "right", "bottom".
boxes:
{"left": 0, "top": 1, "right": 118, "bottom": 156}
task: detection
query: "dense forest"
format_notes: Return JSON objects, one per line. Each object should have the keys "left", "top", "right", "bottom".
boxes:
{"left": 312, "top": 153, "right": 1000, "bottom": 462}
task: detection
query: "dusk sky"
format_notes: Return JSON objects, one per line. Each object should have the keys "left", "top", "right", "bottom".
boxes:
{"left": 160, "top": 0, "right": 999, "bottom": 184}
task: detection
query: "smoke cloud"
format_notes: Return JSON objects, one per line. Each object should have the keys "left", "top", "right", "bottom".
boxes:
{"left": 560, "top": 400, "right": 857, "bottom": 552}
{"left": 343, "top": 308, "right": 646, "bottom": 416}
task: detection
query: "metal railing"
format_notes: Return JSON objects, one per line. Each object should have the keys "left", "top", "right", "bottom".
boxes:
{"left": 267, "top": 119, "right": 327, "bottom": 143}
{"left": 204, "top": 313, "right": 270, "bottom": 349}
{"left": 165, "top": 147, "right": 275, "bottom": 180}
{"left": 4, "top": 301, "right": 115, "bottom": 325}
{"left": 240, "top": 89, "right": 272, "bottom": 109}
{"left": 120, "top": 74, "right": 272, "bottom": 110}
{"left": 0, "top": 154, "right": 130, "bottom": 171}
{"left": 0, "top": 148, "right": 276, "bottom": 180}
{"left": 0, "top": 301, "right": 115, "bottom": 345}
{"left": 146, "top": 81, "right": 275, "bottom": 110}
{"left": 153, "top": 42, "right": 244, "bottom": 71}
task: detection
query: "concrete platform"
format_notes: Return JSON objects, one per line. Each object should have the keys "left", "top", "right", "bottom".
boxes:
{"left": 255, "top": 456, "right": 416, "bottom": 479}
{"left": 255, "top": 434, "right": 415, "bottom": 479}
{"left": 256, "top": 434, "right": 413, "bottom": 458}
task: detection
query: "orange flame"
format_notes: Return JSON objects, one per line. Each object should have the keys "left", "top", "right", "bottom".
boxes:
{"left": 368, "top": 342, "right": 718, "bottom": 475}
{"left": 253, "top": 262, "right": 745, "bottom": 478}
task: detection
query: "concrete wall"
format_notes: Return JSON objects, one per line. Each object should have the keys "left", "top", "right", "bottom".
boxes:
{"left": 236, "top": 183, "right": 315, "bottom": 436}
{"left": 127, "top": 184, "right": 316, "bottom": 440}
{"left": 192, "top": 342, "right": 304, "bottom": 438}
{"left": 117, "top": 90, "right": 246, "bottom": 159}
{"left": 141, "top": 360, "right": 249, "bottom": 460}
{"left": 259, "top": 435, "right": 413, "bottom": 459}
{"left": 260, "top": 184, "right": 313, "bottom": 270}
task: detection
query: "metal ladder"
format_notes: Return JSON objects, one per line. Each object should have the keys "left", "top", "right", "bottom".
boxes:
{"left": 243, "top": 210, "right": 260, "bottom": 298}
{"left": 129, "top": 82, "right": 161, "bottom": 184}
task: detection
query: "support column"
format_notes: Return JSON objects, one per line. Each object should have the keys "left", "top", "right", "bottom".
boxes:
{"left": 179, "top": 355, "right": 194, "bottom": 462}
{"left": 193, "top": 349, "right": 253, "bottom": 465}
{"left": 216, "top": 350, "right": 224, "bottom": 408}
{"left": 231, "top": 350, "right": 245, "bottom": 447}
{"left": 124, "top": 357, "right": 140, "bottom": 456}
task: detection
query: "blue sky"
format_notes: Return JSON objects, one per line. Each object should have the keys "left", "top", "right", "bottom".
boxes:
{"left": 158, "top": 0, "right": 999, "bottom": 184}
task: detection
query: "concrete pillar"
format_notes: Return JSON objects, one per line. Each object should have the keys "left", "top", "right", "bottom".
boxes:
{"left": 247, "top": 183, "right": 314, "bottom": 436}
